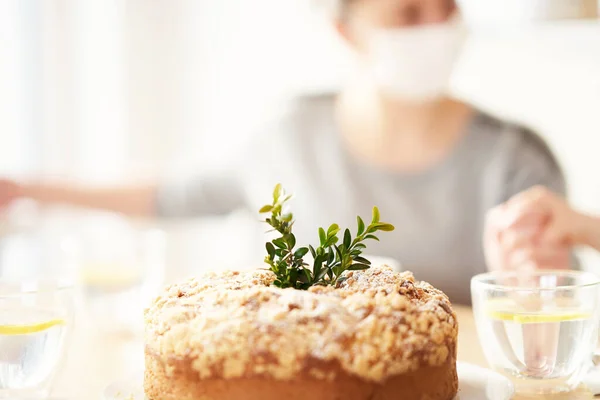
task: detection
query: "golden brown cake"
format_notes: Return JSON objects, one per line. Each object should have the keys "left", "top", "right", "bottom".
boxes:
{"left": 144, "top": 266, "right": 458, "bottom": 400}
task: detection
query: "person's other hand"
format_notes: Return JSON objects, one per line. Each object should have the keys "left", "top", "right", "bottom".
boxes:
{"left": 0, "top": 178, "right": 22, "bottom": 210}
{"left": 484, "top": 186, "right": 578, "bottom": 272}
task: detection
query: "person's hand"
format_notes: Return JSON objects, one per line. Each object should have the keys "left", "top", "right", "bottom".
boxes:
{"left": 484, "top": 186, "right": 580, "bottom": 272}
{"left": 0, "top": 178, "right": 22, "bottom": 210}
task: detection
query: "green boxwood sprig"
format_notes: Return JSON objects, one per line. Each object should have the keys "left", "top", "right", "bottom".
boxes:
{"left": 260, "top": 184, "right": 394, "bottom": 289}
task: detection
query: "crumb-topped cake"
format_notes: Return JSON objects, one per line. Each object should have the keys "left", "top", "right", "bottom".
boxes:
{"left": 143, "top": 266, "right": 458, "bottom": 400}
{"left": 145, "top": 186, "right": 458, "bottom": 399}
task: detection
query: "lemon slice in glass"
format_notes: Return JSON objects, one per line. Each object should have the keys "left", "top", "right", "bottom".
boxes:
{"left": 0, "top": 318, "right": 65, "bottom": 335}
{"left": 485, "top": 298, "right": 592, "bottom": 323}
{"left": 80, "top": 264, "right": 143, "bottom": 290}
{"left": 486, "top": 310, "right": 592, "bottom": 323}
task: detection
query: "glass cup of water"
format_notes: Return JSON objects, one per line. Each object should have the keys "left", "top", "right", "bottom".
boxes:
{"left": 472, "top": 270, "right": 600, "bottom": 395}
{"left": 0, "top": 279, "right": 74, "bottom": 399}
{"left": 70, "top": 215, "right": 166, "bottom": 335}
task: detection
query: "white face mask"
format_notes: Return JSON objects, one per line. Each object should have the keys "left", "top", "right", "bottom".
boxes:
{"left": 368, "top": 20, "right": 466, "bottom": 102}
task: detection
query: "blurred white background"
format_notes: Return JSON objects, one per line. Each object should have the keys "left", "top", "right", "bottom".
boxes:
{"left": 0, "top": 0, "right": 599, "bottom": 279}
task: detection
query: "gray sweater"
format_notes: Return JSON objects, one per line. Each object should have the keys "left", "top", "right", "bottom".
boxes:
{"left": 157, "top": 94, "right": 565, "bottom": 304}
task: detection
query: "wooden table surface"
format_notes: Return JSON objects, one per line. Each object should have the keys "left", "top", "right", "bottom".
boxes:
{"left": 50, "top": 305, "right": 596, "bottom": 399}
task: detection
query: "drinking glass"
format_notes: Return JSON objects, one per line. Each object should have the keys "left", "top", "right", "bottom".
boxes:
{"left": 471, "top": 270, "right": 600, "bottom": 395}
{"left": 0, "top": 279, "right": 75, "bottom": 399}
{"left": 71, "top": 216, "right": 166, "bottom": 334}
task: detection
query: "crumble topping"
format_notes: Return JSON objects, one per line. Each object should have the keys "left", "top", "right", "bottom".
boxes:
{"left": 144, "top": 266, "right": 457, "bottom": 383}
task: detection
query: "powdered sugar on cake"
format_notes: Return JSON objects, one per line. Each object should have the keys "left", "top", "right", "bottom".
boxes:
{"left": 144, "top": 266, "right": 457, "bottom": 383}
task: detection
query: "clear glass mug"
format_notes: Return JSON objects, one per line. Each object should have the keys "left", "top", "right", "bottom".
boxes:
{"left": 471, "top": 270, "right": 600, "bottom": 395}
{"left": 0, "top": 279, "right": 75, "bottom": 399}
{"left": 68, "top": 214, "right": 166, "bottom": 335}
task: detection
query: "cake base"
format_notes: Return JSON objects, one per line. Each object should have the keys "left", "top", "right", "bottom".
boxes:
{"left": 144, "top": 354, "right": 458, "bottom": 400}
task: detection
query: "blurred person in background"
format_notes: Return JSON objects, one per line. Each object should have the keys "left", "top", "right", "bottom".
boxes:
{"left": 0, "top": 0, "right": 572, "bottom": 304}
{"left": 485, "top": 186, "right": 600, "bottom": 271}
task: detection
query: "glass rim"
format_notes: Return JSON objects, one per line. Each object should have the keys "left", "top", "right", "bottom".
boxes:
{"left": 471, "top": 269, "right": 600, "bottom": 291}
{"left": 0, "top": 278, "right": 76, "bottom": 298}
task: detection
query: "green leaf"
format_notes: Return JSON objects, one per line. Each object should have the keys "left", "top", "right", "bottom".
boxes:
{"left": 314, "top": 263, "right": 323, "bottom": 281}
{"left": 342, "top": 252, "right": 351, "bottom": 266}
{"left": 372, "top": 206, "right": 380, "bottom": 223}
{"left": 325, "top": 236, "right": 339, "bottom": 247}
{"left": 259, "top": 205, "right": 273, "bottom": 213}
{"left": 301, "top": 268, "right": 312, "bottom": 283}
{"left": 273, "top": 183, "right": 282, "bottom": 202}
{"left": 343, "top": 229, "right": 351, "bottom": 249}
{"left": 327, "top": 223, "right": 340, "bottom": 237}
{"left": 364, "top": 234, "right": 379, "bottom": 241}
{"left": 281, "top": 213, "right": 293, "bottom": 222}
{"left": 277, "top": 259, "right": 287, "bottom": 270}
{"left": 357, "top": 216, "right": 365, "bottom": 236}
{"left": 327, "top": 247, "right": 335, "bottom": 264}
{"left": 273, "top": 280, "right": 282, "bottom": 287}
{"left": 316, "top": 265, "right": 329, "bottom": 281}
{"left": 334, "top": 245, "right": 343, "bottom": 263}
{"left": 308, "top": 245, "right": 316, "bottom": 258}
{"left": 273, "top": 238, "right": 286, "bottom": 249}
{"left": 282, "top": 194, "right": 293, "bottom": 203}
{"left": 313, "top": 255, "right": 324, "bottom": 279}
{"left": 289, "top": 268, "right": 298, "bottom": 285}
{"left": 336, "top": 276, "right": 348, "bottom": 286}
{"left": 287, "top": 234, "right": 296, "bottom": 248}
{"left": 294, "top": 247, "right": 309, "bottom": 258}
{"left": 353, "top": 256, "right": 371, "bottom": 265}
{"left": 332, "top": 265, "right": 342, "bottom": 277}
{"left": 372, "top": 223, "right": 395, "bottom": 232}
{"left": 353, "top": 243, "right": 367, "bottom": 250}
{"left": 318, "top": 227, "right": 326, "bottom": 246}
{"left": 348, "top": 263, "right": 370, "bottom": 271}
{"left": 266, "top": 242, "right": 276, "bottom": 258}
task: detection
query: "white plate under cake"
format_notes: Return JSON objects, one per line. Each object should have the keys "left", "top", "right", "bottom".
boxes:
{"left": 143, "top": 266, "right": 459, "bottom": 400}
